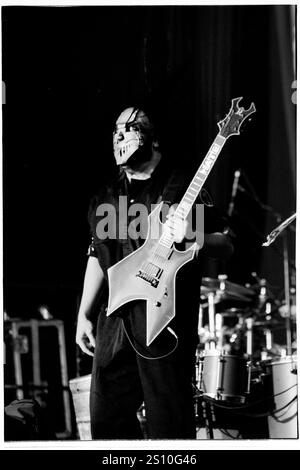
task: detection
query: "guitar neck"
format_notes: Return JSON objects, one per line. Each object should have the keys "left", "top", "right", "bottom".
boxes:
{"left": 160, "top": 133, "right": 227, "bottom": 249}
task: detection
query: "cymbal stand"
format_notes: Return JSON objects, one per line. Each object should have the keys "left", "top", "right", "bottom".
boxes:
{"left": 195, "top": 302, "right": 204, "bottom": 423}
{"left": 215, "top": 313, "right": 223, "bottom": 352}
{"left": 208, "top": 292, "right": 216, "bottom": 350}
{"left": 264, "top": 328, "right": 273, "bottom": 351}
{"left": 195, "top": 302, "right": 204, "bottom": 392}
{"left": 195, "top": 347, "right": 202, "bottom": 392}
{"left": 282, "top": 231, "right": 292, "bottom": 357}
{"left": 245, "top": 317, "right": 254, "bottom": 396}
{"left": 198, "top": 303, "right": 203, "bottom": 337}
{"left": 262, "top": 302, "right": 274, "bottom": 359}
{"left": 194, "top": 355, "right": 202, "bottom": 425}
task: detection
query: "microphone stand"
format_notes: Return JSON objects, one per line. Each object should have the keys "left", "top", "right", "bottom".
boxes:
{"left": 262, "top": 213, "right": 296, "bottom": 357}
{"left": 236, "top": 171, "right": 296, "bottom": 357}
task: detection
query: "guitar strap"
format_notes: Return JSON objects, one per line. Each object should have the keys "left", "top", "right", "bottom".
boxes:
{"left": 161, "top": 170, "right": 214, "bottom": 209}
{"left": 160, "top": 171, "right": 188, "bottom": 207}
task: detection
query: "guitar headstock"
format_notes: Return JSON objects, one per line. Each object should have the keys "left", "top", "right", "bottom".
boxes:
{"left": 217, "top": 97, "right": 256, "bottom": 139}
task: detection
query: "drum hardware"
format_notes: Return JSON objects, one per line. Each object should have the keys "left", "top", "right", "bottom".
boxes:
{"left": 215, "top": 313, "right": 223, "bottom": 351}
{"left": 250, "top": 273, "right": 282, "bottom": 315}
{"left": 245, "top": 317, "right": 253, "bottom": 357}
{"left": 245, "top": 317, "right": 254, "bottom": 396}
{"left": 198, "top": 303, "right": 203, "bottom": 337}
{"left": 257, "top": 278, "right": 272, "bottom": 307}
{"left": 208, "top": 292, "right": 217, "bottom": 350}
{"left": 199, "top": 350, "right": 249, "bottom": 403}
{"left": 264, "top": 328, "right": 273, "bottom": 351}
{"left": 215, "top": 355, "right": 228, "bottom": 400}
{"left": 198, "top": 290, "right": 220, "bottom": 350}
{"left": 195, "top": 347, "right": 203, "bottom": 391}
{"left": 245, "top": 361, "right": 254, "bottom": 397}
{"left": 221, "top": 308, "right": 250, "bottom": 318}
{"left": 251, "top": 291, "right": 292, "bottom": 360}
{"left": 214, "top": 290, "right": 253, "bottom": 303}
{"left": 253, "top": 319, "right": 286, "bottom": 327}
{"left": 198, "top": 302, "right": 217, "bottom": 350}
{"left": 199, "top": 275, "right": 255, "bottom": 352}
{"left": 201, "top": 399, "right": 214, "bottom": 439}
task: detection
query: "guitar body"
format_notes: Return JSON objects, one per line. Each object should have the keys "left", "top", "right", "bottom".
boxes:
{"left": 107, "top": 203, "right": 197, "bottom": 346}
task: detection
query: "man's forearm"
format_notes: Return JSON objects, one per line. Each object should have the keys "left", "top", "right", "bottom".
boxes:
{"left": 78, "top": 256, "right": 105, "bottom": 318}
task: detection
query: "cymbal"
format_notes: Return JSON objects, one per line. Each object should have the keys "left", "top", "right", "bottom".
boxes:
{"left": 216, "top": 290, "right": 253, "bottom": 302}
{"left": 200, "top": 285, "right": 218, "bottom": 295}
{"left": 200, "top": 285, "right": 254, "bottom": 304}
{"left": 200, "top": 285, "right": 245, "bottom": 298}
{"left": 202, "top": 277, "right": 256, "bottom": 297}
{"left": 200, "top": 290, "right": 253, "bottom": 303}
{"left": 220, "top": 308, "right": 250, "bottom": 317}
{"left": 253, "top": 319, "right": 286, "bottom": 328}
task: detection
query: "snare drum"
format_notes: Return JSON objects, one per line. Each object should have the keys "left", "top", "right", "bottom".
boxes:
{"left": 200, "top": 350, "right": 248, "bottom": 403}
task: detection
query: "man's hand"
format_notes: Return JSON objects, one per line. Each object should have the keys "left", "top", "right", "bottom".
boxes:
{"left": 166, "top": 206, "right": 188, "bottom": 243}
{"left": 76, "top": 315, "right": 96, "bottom": 357}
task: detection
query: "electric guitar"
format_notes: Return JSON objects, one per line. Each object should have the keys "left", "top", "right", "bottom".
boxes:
{"left": 107, "top": 97, "right": 256, "bottom": 346}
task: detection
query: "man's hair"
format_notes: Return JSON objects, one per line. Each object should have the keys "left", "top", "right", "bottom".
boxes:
{"left": 114, "top": 99, "right": 165, "bottom": 147}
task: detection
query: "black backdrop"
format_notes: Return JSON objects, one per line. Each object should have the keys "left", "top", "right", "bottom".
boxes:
{"left": 2, "top": 5, "right": 296, "bottom": 378}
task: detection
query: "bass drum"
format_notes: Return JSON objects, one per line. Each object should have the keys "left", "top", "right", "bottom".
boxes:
{"left": 200, "top": 350, "right": 248, "bottom": 403}
{"left": 261, "top": 356, "right": 298, "bottom": 438}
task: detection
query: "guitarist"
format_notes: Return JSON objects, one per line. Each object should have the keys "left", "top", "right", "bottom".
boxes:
{"left": 75, "top": 106, "right": 233, "bottom": 439}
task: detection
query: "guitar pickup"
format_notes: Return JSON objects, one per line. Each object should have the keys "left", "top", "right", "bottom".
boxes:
{"left": 135, "top": 262, "right": 163, "bottom": 287}
{"left": 147, "top": 263, "right": 162, "bottom": 278}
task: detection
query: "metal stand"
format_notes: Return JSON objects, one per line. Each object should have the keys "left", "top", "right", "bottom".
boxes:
{"left": 245, "top": 317, "right": 253, "bottom": 395}
{"left": 4, "top": 318, "right": 72, "bottom": 439}
{"left": 282, "top": 231, "right": 293, "bottom": 356}
{"left": 202, "top": 400, "right": 214, "bottom": 439}
{"left": 208, "top": 292, "right": 216, "bottom": 350}
{"left": 262, "top": 213, "right": 296, "bottom": 357}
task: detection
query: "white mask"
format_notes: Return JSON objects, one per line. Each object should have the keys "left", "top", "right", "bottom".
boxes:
{"left": 113, "top": 107, "right": 153, "bottom": 166}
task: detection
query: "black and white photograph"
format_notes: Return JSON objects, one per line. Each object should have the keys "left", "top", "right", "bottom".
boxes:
{"left": 1, "top": 2, "right": 298, "bottom": 449}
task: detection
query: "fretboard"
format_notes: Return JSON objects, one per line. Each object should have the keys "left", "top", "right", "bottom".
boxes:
{"left": 160, "top": 133, "right": 227, "bottom": 249}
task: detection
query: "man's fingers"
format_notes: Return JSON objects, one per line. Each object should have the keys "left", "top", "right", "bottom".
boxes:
{"left": 76, "top": 335, "right": 95, "bottom": 356}
{"left": 78, "top": 341, "right": 94, "bottom": 357}
{"left": 167, "top": 205, "right": 176, "bottom": 217}
{"left": 165, "top": 216, "right": 187, "bottom": 242}
{"left": 75, "top": 319, "right": 96, "bottom": 356}
{"left": 86, "top": 331, "right": 96, "bottom": 348}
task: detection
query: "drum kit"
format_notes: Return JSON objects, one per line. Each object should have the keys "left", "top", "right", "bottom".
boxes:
{"left": 192, "top": 182, "right": 297, "bottom": 436}
{"left": 194, "top": 273, "right": 298, "bottom": 437}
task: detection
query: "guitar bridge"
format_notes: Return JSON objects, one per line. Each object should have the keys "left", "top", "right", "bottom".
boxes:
{"left": 136, "top": 268, "right": 161, "bottom": 288}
